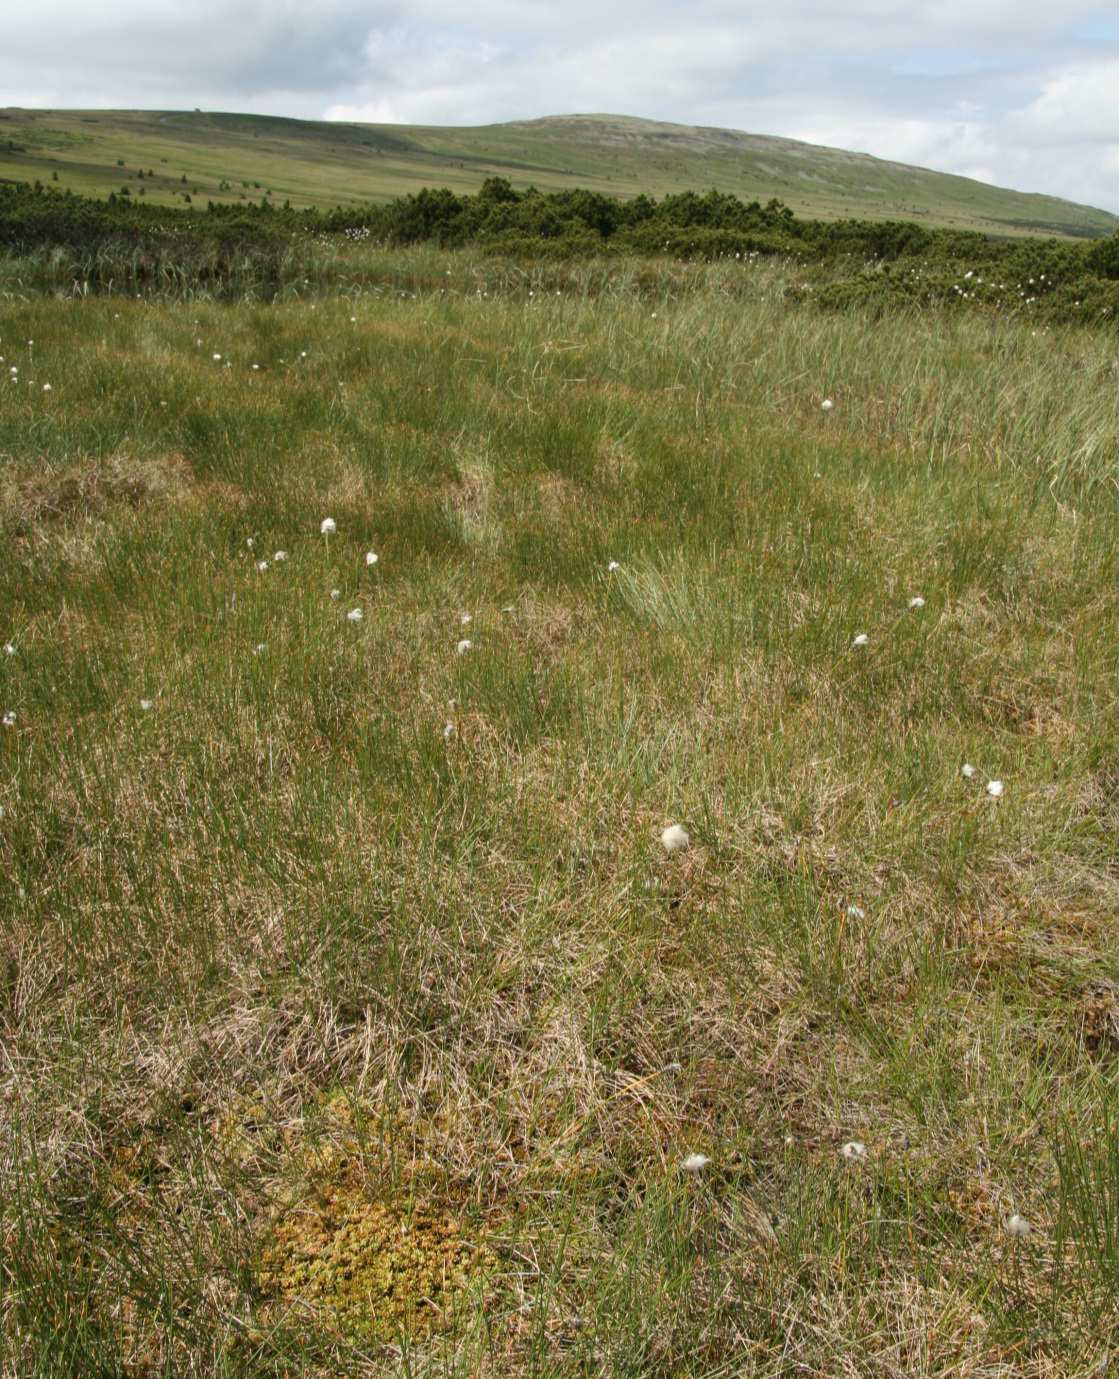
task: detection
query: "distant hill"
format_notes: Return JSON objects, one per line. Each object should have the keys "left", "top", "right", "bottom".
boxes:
{"left": 2, "top": 108, "right": 1116, "bottom": 239}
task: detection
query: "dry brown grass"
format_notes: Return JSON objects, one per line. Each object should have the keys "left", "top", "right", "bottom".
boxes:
{"left": 2, "top": 451, "right": 195, "bottom": 531}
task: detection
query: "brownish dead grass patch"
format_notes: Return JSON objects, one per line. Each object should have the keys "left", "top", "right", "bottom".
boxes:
{"left": 2, "top": 451, "right": 195, "bottom": 532}
{"left": 1079, "top": 981, "right": 1119, "bottom": 1060}
{"left": 533, "top": 473, "right": 580, "bottom": 522}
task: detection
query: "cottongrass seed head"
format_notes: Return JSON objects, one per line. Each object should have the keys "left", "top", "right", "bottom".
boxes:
{"left": 456, "top": 638, "right": 473, "bottom": 655}
{"left": 821, "top": 398, "right": 835, "bottom": 411}
{"left": 320, "top": 517, "right": 337, "bottom": 535}
{"left": 852, "top": 633, "right": 869, "bottom": 647}
{"left": 365, "top": 551, "right": 378, "bottom": 566}
{"left": 1006, "top": 1213, "right": 1031, "bottom": 1238}
{"left": 681, "top": 1153, "right": 710, "bottom": 1174}
{"left": 840, "top": 1141, "right": 868, "bottom": 1162}
{"left": 986, "top": 779, "right": 1005, "bottom": 798}
{"left": 347, "top": 607, "right": 363, "bottom": 623}
{"left": 962, "top": 763, "right": 977, "bottom": 779}
{"left": 607, "top": 560, "right": 620, "bottom": 572}
{"left": 139, "top": 699, "right": 154, "bottom": 711}
{"left": 2, "top": 711, "right": 15, "bottom": 728}
{"left": 661, "top": 824, "right": 690, "bottom": 853}
{"left": 908, "top": 596, "right": 925, "bottom": 609}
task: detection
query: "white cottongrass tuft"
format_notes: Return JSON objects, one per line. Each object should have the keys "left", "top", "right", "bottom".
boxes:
{"left": 442, "top": 722, "right": 455, "bottom": 740}
{"left": 3, "top": 643, "right": 14, "bottom": 656}
{"left": 246, "top": 537, "right": 254, "bottom": 550}
{"left": 908, "top": 596, "right": 925, "bottom": 609}
{"left": 456, "top": 639, "right": 473, "bottom": 655}
{"left": 1006, "top": 1213, "right": 1031, "bottom": 1238}
{"left": 212, "top": 353, "right": 221, "bottom": 361}
{"left": 962, "top": 763, "right": 976, "bottom": 779}
{"left": 460, "top": 613, "right": 472, "bottom": 625}
{"left": 2, "top": 711, "right": 15, "bottom": 728}
{"left": 681, "top": 1153, "right": 710, "bottom": 1173}
{"left": 845, "top": 904, "right": 866, "bottom": 920}
{"left": 986, "top": 779, "right": 1004, "bottom": 798}
{"left": 139, "top": 699, "right": 154, "bottom": 711}
{"left": 347, "top": 608, "right": 363, "bottom": 623}
{"left": 256, "top": 560, "right": 269, "bottom": 572}
{"left": 253, "top": 643, "right": 266, "bottom": 656}
{"left": 365, "top": 551, "right": 378, "bottom": 566}
{"left": 661, "top": 824, "right": 690, "bottom": 853}
{"left": 330, "top": 589, "right": 340, "bottom": 600}
{"left": 607, "top": 560, "right": 620, "bottom": 572}
{"left": 42, "top": 383, "right": 51, "bottom": 393}
{"left": 320, "top": 517, "right": 337, "bottom": 535}
{"left": 501, "top": 605, "right": 514, "bottom": 613}
{"left": 840, "top": 1141, "right": 867, "bottom": 1162}
{"left": 273, "top": 551, "right": 287, "bottom": 563}
{"left": 821, "top": 398, "right": 834, "bottom": 412}
{"left": 852, "top": 633, "right": 869, "bottom": 647}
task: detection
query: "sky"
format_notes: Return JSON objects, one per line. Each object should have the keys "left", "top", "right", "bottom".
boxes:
{"left": 4, "top": 1, "right": 1119, "bottom": 212}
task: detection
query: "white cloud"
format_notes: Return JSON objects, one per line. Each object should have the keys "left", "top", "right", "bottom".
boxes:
{"left": 326, "top": 98, "right": 407, "bottom": 125}
{"left": 785, "top": 116, "right": 995, "bottom": 171}
{"left": 1018, "top": 60, "right": 1119, "bottom": 143}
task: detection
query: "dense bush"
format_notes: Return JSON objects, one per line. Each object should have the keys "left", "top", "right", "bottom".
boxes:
{"left": 0, "top": 183, "right": 295, "bottom": 293}
{"left": 2, "top": 177, "right": 1118, "bottom": 323}
{"left": 1087, "top": 233, "right": 1119, "bottom": 280}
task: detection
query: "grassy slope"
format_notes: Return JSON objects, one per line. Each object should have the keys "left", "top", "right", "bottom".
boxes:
{"left": 3, "top": 249, "right": 1119, "bottom": 1374}
{"left": 2, "top": 106, "right": 1117, "bottom": 238}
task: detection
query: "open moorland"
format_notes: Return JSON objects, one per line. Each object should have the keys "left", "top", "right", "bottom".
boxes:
{"left": 2, "top": 108, "right": 1118, "bottom": 238}
{"left": 3, "top": 244, "right": 1119, "bottom": 1376}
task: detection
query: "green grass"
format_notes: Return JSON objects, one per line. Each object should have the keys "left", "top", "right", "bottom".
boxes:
{"left": 3, "top": 249, "right": 1119, "bottom": 1375}
{"left": 3, "top": 107, "right": 1117, "bottom": 238}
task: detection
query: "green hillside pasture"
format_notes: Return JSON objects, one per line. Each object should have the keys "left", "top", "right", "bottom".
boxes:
{"left": 3, "top": 258, "right": 1119, "bottom": 1374}
{"left": 2, "top": 107, "right": 1116, "bottom": 239}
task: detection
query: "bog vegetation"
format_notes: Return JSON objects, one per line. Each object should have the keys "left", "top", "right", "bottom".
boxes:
{"left": 2, "top": 178, "right": 1119, "bottom": 1376}
{"left": 2, "top": 176, "right": 1119, "bottom": 319}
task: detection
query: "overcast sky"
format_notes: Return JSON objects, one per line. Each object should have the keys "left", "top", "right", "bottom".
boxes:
{"left": 5, "top": 1, "right": 1119, "bottom": 212}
